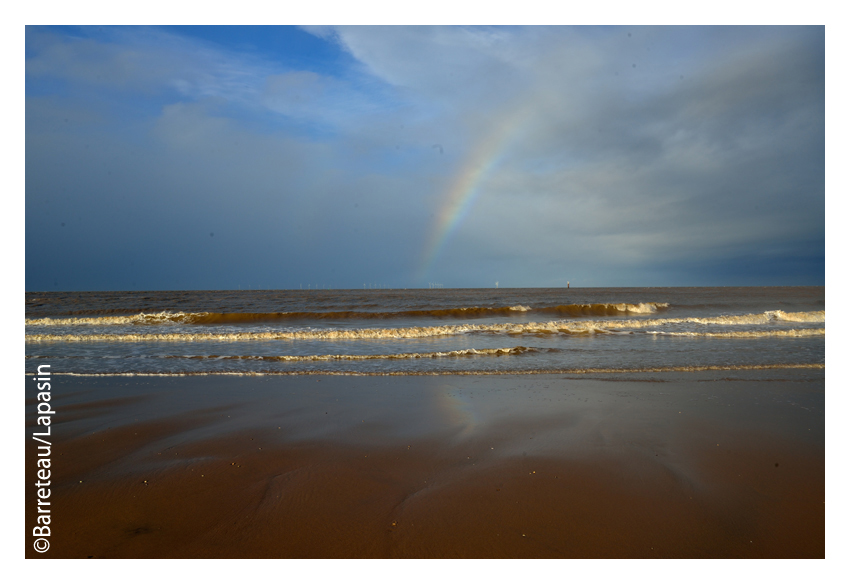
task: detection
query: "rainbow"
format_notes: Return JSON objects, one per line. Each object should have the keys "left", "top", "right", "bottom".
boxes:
{"left": 418, "top": 105, "right": 531, "bottom": 282}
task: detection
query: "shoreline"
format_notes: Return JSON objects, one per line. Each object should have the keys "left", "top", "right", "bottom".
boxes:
{"left": 25, "top": 372, "right": 825, "bottom": 558}
{"left": 22, "top": 362, "right": 826, "bottom": 380}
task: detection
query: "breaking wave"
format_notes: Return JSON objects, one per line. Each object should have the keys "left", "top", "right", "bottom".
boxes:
{"left": 24, "top": 302, "right": 670, "bottom": 326}
{"left": 645, "top": 328, "right": 824, "bottom": 338}
{"left": 26, "top": 312, "right": 825, "bottom": 343}
{"left": 763, "top": 310, "right": 825, "bottom": 323}
{"left": 25, "top": 346, "right": 536, "bottom": 362}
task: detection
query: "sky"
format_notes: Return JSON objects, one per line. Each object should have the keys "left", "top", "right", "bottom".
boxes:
{"left": 25, "top": 25, "right": 825, "bottom": 290}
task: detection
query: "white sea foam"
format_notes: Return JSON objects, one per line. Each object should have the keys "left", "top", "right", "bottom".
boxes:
{"left": 25, "top": 312, "right": 200, "bottom": 326}
{"left": 25, "top": 310, "right": 826, "bottom": 342}
{"left": 23, "top": 301, "right": 674, "bottom": 326}
{"left": 645, "top": 328, "right": 825, "bottom": 338}
{"left": 614, "top": 302, "right": 667, "bottom": 314}
{"left": 180, "top": 346, "right": 532, "bottom": 361}
{"left": 764, "top": 310, "right": 826, "bottom": 323}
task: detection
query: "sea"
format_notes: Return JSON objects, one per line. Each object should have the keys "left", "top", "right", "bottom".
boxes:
{"left": 25, "top": 287, "right": 824, "bottom": 379}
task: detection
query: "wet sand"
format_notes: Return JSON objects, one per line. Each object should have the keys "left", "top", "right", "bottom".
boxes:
{"left": 25, "top": 372, "right": 825, "bottom": 558}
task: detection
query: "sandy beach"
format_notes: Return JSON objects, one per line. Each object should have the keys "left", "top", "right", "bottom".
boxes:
{"left": 24, "top": 372, "right": 824, "bottom": 558}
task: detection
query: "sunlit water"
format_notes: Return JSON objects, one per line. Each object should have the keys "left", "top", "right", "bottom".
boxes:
{"left": 26, "top": 287, "right": 824, "bottom": 377}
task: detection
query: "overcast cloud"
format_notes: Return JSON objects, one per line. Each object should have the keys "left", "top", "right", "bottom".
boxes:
{"left": 25, "top": 25, "right": 824, "bottom": 290}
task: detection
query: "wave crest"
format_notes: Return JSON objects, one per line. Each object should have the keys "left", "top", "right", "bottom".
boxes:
{"left": 26, "top": 311, "right": 826, "bottom": 343}
{"left": 645, "top": 328, "right": 825, "bottom": 338}
{"left": 764, "top": 310, "right": 825, "bottom": 322}
{"left": 24, "top": 302, "right": 672, "bottom": 326}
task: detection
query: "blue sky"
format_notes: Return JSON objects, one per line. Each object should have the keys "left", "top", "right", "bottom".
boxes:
{"left": 25, "top": 25, "right": 825, "bottom": 290}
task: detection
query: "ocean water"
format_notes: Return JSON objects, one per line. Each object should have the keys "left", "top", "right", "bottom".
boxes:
{"left": 25, "top": 287, "right": 824, "bottom": 378}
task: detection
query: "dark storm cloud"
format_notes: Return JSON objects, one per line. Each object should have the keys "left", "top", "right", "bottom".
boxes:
{"left": 25, "top": 26, "right": 824, "bottom": 290}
